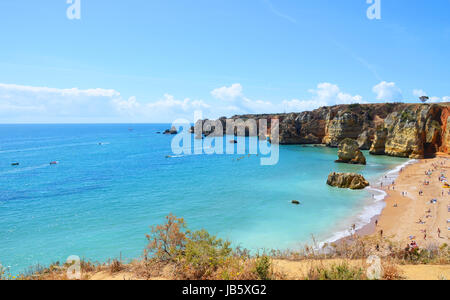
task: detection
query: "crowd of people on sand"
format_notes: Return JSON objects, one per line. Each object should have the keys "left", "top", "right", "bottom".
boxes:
{"left": 409, "top": 158, "right": 448, "bottom": 249}
{"left": 374, "top": 157, "right": 450, "bottom": 253}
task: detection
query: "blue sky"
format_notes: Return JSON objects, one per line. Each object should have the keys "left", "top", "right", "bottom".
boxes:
{"left": 0, "top": 0, "right": 449, "bottom": 123}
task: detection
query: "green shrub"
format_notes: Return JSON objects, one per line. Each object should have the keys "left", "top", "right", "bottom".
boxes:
{"left": 306, "top": 263, "right": 366, "bottom": 280}
{"left": 145, "top": 214, "right": 187, "bottom": 262}
{"left": 145, "top": 215, "right": 234, "bottom": 279}
{"left": 348, "top": 103, "right": 361, "bottom": 111}
{"left": 183, "top": 229, "right": 232, "bottom": 278}
{"left": 254, "top": 256, "right": 272, "bottom": 280}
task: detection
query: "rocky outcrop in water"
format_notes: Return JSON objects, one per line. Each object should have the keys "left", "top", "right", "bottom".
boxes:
{"left": 336, "top": 138, "right": 366, "bottom": 165}
{"left": 164, "top": 126, "right": 178, "bottom": 135}
{"left": 327, "top": 172, "right": 370, "bottom": 190}
{"left": 196, "top": 102, "right": 450, "bottom": 159}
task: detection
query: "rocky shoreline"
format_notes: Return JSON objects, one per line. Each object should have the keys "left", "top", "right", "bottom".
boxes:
{"left": 194, "top": 102, "right": 450, "bottom": 159}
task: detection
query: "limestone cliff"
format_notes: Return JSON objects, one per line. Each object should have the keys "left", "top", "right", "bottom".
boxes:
{"left": 197, "top": 102, "right": 450, "bottom": 159}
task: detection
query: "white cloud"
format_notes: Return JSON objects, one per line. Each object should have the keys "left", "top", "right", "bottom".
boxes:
{"left": 210, "top": 83, "right": 243, "bottom": 101}
{"left": 0, "top": 83, "right": 121, "bottom": 98}
{"left": 211, "top": 84, "right": 276, "bottom": 114}
{"left": 0, "top": 83, "right": 122, "bottom": 123}
{"left": 114, "top": 94, "right": 211, "bottom": 120}
{"left": 211, "top": 82, "right": 364, "bottom": 115}
{"left": 279, "top": 83, "right": 363, "bottom": 113}
{"left": 5, "top": 81, "right": 425, "bottom": 123}
{"left": 411, "top": 89, "right": 449, "bottom": 103}
{"left": 372, "top": 81, "right": 403, "bottom": 102}
{"left": 309, "top": 83, "right": 363, "bottom": 105}
{"left": 281, "top": 99, "right": 327, "bottom": 112}
{"left": 0, "top": 83, "right": 210, "bottom": 123}
{"left": 427, "top": 96, "right": 450, "bottom": 103}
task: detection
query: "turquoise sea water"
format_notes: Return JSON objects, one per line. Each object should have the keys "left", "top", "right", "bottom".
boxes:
{"left": 0, "top": 124, "right": 409, "bottom": 274}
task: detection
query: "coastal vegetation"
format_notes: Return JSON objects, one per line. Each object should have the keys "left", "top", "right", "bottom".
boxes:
{"left": 2, "top": 214, "right": 448, "bottom": 280}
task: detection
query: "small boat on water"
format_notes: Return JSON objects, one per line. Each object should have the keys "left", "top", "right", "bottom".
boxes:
{"left": 11, "top": 162, "right": 19, "bottom": 166}
{"left": 49, "top": 161, "right": 59, "bottom": 165}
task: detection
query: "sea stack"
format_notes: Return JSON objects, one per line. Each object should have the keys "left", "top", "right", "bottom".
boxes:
{"left": 336, "top": 138, "right": 366, "bottom": 165}
{"left": 164, "top": 126, "right": 178, "bottom": 135}
{"left": 327, "top": 172, "right": 369, "bottom": 190}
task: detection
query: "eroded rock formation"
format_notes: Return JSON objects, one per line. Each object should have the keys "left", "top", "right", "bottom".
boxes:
{"left": 164, "top": 126, "right": 178, "bottom": 135}
{"left": 195, "top": 102, "right": 450, "bottom": 159}
{"left": 336, "top": 138, "right": 366, "bottom": 165}
{"left": 327, "top": 172, "right": 370, "bottom": 190}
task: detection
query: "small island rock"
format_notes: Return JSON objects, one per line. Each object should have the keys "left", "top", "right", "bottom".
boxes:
{"left": 336, "top": 138, "right": 366, "bottom": 165}
{"left": 327, "top": 172, "right": 369, "bottom": 190}
{"left": 164, "top": 126, "right": 178, "bottom": 135}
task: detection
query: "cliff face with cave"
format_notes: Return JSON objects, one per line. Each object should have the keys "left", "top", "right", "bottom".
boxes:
{"left": 196, "top": 102, "right": 450, "bottom": 159}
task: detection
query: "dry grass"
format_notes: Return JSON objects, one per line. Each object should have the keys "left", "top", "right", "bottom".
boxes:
{"left": 303, "top": 262, "right": 367, "bottom": 280}
{"left": 109, "top": 259, "right": 123, "bottom": 274}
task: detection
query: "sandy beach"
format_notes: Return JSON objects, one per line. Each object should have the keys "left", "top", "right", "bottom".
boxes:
{"left": 373, "top": 154, "right": 450, "bottom": 248}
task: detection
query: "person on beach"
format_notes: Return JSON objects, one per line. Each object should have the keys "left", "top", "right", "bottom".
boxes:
{"left": 438, "top": 228, "right": 441, "bottom": 238}
{"left": 380, "top": 229, "right": 383, "bottom": 238}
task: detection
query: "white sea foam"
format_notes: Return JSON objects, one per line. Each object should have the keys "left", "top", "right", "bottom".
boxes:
{"left": 320, "top": 159, "right": 418, "bottom": 246}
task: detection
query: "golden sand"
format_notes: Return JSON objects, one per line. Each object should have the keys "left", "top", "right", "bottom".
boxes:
{"left": 376, "top": 154, "right": 450, "bottom": 247}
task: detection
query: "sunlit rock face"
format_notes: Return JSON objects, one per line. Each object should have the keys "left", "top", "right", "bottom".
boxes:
{"left": 199, "top": 103, "right": 450, "bottom": 159}
{"left": 336, "top": 138, "right": 367, "bottom": 165}
{"left": 327, "top": 172, "right": 370, "bottom": 190}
